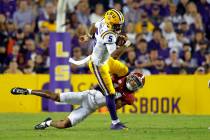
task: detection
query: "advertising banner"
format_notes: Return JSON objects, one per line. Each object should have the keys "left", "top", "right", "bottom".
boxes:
{"left": 0, "top": 74, "right": 209, "bottom": 114}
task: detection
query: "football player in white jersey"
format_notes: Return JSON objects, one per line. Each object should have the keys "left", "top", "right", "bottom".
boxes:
{"left": 69, "top": 9, "right": 131, "bottom": 130}
{"left": 10, "top": 72, "right": 145, "bottom": 130}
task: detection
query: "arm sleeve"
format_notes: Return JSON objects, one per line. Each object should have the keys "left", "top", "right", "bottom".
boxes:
{"left": 121, "top": 93, "right": 135, "bottom": 105}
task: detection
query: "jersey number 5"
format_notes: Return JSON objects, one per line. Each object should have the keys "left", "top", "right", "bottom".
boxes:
{"left": 108, "top": 36, "right": 113, "bottom": 42}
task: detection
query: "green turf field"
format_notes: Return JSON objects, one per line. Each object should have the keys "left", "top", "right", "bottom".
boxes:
{"left": 0, "top": 113, "right": 210, "bottom": 140}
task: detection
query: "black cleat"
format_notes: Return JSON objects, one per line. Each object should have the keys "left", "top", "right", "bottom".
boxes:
{"left": 11, "top": 87, "right": 29, "bottom": 95}
{"left": 34, "top": 117, "right": 52, "bottom": 130}
{"left": 110, "top": 122, "right": 128, "bottom": 130}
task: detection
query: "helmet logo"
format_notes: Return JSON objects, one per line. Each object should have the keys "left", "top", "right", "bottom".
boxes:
{"left": 109, "top": 12, "right": 116, "bottom": 18}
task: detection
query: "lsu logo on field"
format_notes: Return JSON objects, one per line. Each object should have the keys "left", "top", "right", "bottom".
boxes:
{"left": 120, "top": 97, "right": 181, "bottom": 114}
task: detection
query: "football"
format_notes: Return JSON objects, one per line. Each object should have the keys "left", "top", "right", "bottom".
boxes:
{"left": 116, "top": 34, "right": 128, "bottom": 46}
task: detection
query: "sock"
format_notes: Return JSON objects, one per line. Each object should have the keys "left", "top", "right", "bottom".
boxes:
{"left": 112, "top": 119, "right": 120, "bottom": 125}
{"left": 105, "top": 95, "right": 118, "bottom": 121}
{"left": 46, "top": 120, "right": 52, "bottom": 126}
{"left": 27, "top": 89, "right": 32, "bottom": 94}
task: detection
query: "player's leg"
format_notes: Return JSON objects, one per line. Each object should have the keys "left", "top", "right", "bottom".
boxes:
{"left": 106, "top": 58, "right": 129, "bottom": 129}
{"left": 50, "top": 118, "right": 71, "bottom": 128}
{"left": 48, "top": 90, "right": 98, "bottom": 129}
{"left": 11, "top": 87, "right": 60, "bottom": 101}
{"left": 34, "top": 117, "right": 71, "bottom": 129}
{"left": 108, "top": 57, "right": 129, "bottom": 77}
{"left": 11, "top": 87, "right": 92, "bottom": 105}
{"left": 89, "top": 61, "right": 127, "bottom": 130}
{"left": 34, "top": 90, "right": 95, "bottom": 130}
{"left": 107, "top": 58, "right": 129, "bottom": 129}
{"left": 34, "top": 107, "right": 93, "bottom": 129}
{"left": 88, "top": 61, "right": 115, "bottom": 95}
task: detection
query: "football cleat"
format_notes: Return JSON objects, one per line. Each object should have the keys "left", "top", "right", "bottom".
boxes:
{"left": 10, "top": 87, "right": 29, "bottom": 95}
{"left": 34, "top": 117, "right": 52, "bottom": 130}
{"left": 110, "top": 122, "right": 128, "bottom": 130}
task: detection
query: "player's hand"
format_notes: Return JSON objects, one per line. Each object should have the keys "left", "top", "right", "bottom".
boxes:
{"left": 79, "top": 35, "right": 90, "bottom": 43}
{"left": 116, "top": 34, "right": 127, "bottom": 46}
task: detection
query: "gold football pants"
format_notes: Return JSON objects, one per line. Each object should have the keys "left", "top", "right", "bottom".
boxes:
{"left": 89, "top": 57, "right": 128, "bottom": 95}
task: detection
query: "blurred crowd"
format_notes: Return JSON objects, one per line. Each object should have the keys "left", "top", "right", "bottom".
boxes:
{"left": 0, "top": 0, "right": 210, "bottom": 75}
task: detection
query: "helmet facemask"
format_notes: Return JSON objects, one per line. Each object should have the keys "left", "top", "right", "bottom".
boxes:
{"left": 112, "top": 24, "right": 123, "bottom": 33}
{"left": 126, "top": 74, "right": 143, "bottom": 92}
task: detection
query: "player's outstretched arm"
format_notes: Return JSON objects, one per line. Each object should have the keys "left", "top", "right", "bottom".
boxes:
{"left": 11, "top": 88, "right": 97, "bottom": 130}
{"left": 79, "top": 23, "right": 97, "bottom": 42}
{"left": 31, "top": 90, "right": 60, "bottom": 101}
{"left": 10, "top": 87, "right": 60, "bottom": 102}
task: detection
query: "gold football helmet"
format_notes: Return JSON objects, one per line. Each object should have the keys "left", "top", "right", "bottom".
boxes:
{"left": 104, "top": 9, "right": 124, "bottom": 32}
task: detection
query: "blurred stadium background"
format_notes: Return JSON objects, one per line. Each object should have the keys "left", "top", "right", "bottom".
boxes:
{"left": 0, "top": 0, "right": 210, "bottom": 139}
